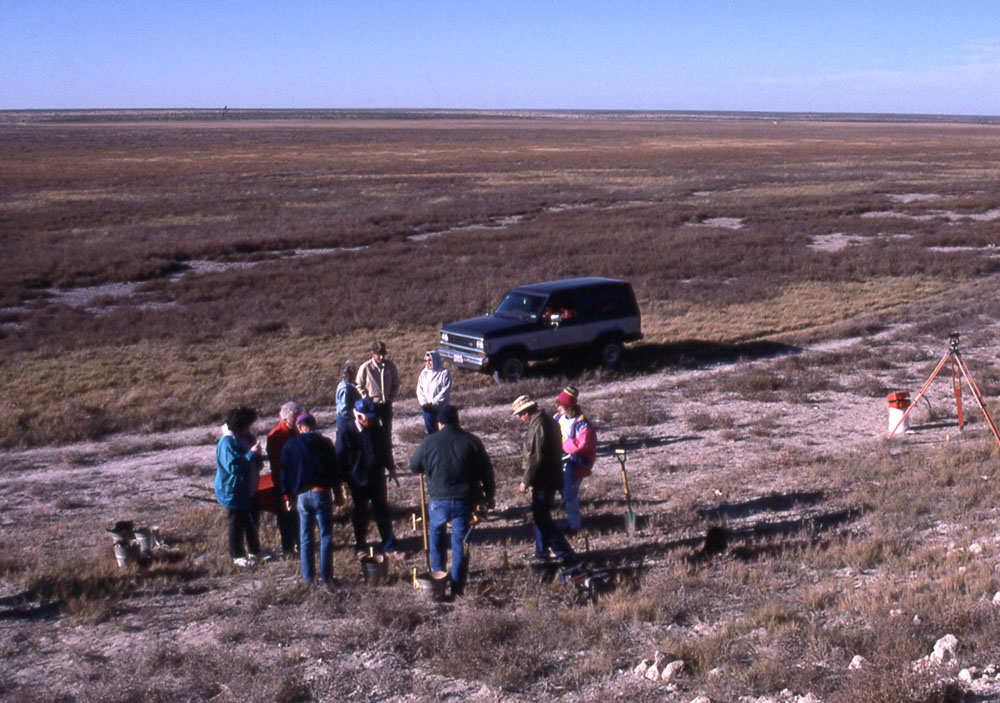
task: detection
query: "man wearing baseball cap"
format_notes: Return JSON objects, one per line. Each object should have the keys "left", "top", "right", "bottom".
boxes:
{"left": 336, "top": 398, "right": 405, "bottom": 561}
{"left": 356, "top": 341, "right": 401, "bottom": 470}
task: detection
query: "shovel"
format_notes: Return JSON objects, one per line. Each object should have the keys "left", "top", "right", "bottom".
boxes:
{"left": 457, "top": 506, "right": 485, "bottom": 589}
{"left": 615, "top": 447, "right": 636, "bottom": 535}
{"left": 419, "top": 472, "right": 431, "bottom": 571}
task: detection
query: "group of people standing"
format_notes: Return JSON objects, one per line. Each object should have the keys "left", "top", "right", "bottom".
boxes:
{"left": 214, "top": 338, "right": 597, "bottom": 594}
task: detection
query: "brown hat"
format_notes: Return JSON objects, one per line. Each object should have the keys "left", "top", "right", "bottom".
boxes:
{"left": 372, "top": 341, "right": 387, "bottom": 355}
{"left": 511, "top": 395, "right": 538, "bottom": 416}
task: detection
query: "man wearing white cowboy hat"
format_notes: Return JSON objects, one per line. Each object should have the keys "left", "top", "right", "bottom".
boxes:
{"left": 512, "top": 395, "right": 576, "bottom": 565}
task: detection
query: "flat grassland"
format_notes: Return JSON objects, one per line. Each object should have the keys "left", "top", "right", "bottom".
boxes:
{"left": 2, "top": 112, "right": 1000, "bottom": 702}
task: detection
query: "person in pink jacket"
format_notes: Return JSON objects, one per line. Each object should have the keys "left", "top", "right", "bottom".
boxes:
{"left": 553, "top": 385, "right": 597, "bottom": 536}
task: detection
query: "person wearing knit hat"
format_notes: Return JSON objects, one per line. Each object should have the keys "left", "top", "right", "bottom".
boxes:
{"left": 279, "top": 412, "right": 341, "bottom": 585}
{"left": 512, "top": 395, "right": 576, "bottom": 565}
{"left": 553, "top": 385, "right": 597, "bottom": 537}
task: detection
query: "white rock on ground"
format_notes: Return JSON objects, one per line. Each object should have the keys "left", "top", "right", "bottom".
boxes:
{"left": 689, "top": 696, "right": 711, "bottom": 703}
{"left": 932, "top": 634, "right": 959, "bottom": 665}
{"left": 661, "top": 660, "right": 684, "bottom": 682}
{"left": 914, "top": 634, "right": 960, "bottom": 672}
{"left": 849, "top": 655, "right": 867, "bottom": 670}
{"left": 992, "top": 591, "right": 1000, "bottom": 606}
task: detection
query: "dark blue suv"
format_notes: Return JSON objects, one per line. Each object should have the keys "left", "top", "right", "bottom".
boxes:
{"left": 439, "top": 277, "right": 642, "bottom": 382}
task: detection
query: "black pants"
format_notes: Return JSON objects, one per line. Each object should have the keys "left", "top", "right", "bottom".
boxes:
{"left": 374, "top": 402, "right": 394, "bottom": 467}
{"left": 348, "top": 476, "right": 397, "bottom": 554}
{"left": 275, "top": 505, "right": 299, "bottom": 553}
{"left": 227, "top": 507, "right": 261, "bottom": 558}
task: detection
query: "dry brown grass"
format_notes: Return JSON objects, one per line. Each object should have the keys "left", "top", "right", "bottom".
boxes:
{"left": 4, "top": 113, "right": 1000, "bottom": 699}
{"left": 2, "top": 117, "right": 1000, "bottom": 443}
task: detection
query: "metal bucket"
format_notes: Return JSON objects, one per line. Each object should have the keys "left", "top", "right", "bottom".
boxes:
{"left": 134, "top": 528, "right": 153, "bottom": 557}
{"left": 415, "top": 570, "right": 449, "bottom": 600}
{"left": 360, "top": 554, "right": 388, "bottom": 585}
{"left": 113, "top": 541, "right": 138, "bottom": 568}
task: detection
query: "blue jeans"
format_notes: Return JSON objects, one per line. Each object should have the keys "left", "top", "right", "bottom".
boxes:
{"left": 421, "top": 405, "right": 440, "bottom": 435}
{"left": 297, "top": 490, "right": 334, "bottom": 583}
{"left": 531, "top": 489, "right": 573, "bottom": 560}
{"left": 560, "top": 460, "right": 583, "bottom": 530}
{"left": 428, "top": 499, "right": 470, "bottom": 586}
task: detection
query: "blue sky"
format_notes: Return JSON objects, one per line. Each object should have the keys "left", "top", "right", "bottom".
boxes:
{"left": 2, "top": 1, "right": 998, "bottom": 115}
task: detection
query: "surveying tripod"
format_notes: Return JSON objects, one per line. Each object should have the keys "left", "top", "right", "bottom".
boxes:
{"left": 888, "top": 332, "right": 1000, "bottom": 449}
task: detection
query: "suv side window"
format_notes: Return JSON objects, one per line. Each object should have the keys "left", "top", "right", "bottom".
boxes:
{"left": 543, "top": 293, "right": 578, "bottom": 324}
{"left": 584, "top": 296, "right": 630, "bottom": 321}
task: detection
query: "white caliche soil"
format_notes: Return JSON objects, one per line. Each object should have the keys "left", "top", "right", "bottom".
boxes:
{"left": 4, "top": 276, "right": 1000, "bottom": 702}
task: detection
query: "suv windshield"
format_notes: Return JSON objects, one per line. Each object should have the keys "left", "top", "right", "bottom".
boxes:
{"left": 494, "top": 291, "right": 546, "bottom": 319}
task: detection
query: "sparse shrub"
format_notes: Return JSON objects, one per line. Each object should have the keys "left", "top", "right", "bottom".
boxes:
{"left": 750, "top": 411, "right": 784, "bottom": 436}
{"left": 722, "top": 366, "right": 784, "bottom": 401}
{"left": 853, "top": 374, "right": 889, "bottom": 397}
{"left": 175, "top": 462, "right": 212, "bottom": 477}
{"left": 685, "top": 411, "right": 737, "bottom": 432}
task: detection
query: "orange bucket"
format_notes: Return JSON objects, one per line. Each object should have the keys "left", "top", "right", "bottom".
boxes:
{"left": 888, "top": 391, "right": 910, "bottom": 410}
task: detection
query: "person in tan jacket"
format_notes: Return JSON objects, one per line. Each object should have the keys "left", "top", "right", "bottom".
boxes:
{"left": 356, "top": 341, "right": 400, "bottom": 469}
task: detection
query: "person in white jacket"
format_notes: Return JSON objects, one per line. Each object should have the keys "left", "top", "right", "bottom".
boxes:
{"left": 416, "top": 350, "right": 453, "bottom": 434}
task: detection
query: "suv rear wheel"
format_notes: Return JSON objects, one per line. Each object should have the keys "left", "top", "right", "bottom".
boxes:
{"left": 598, "top": 339, "right": 624, "bottom": 368}
{"left": 492, "top": 354, "right": 526, "bottom": 383}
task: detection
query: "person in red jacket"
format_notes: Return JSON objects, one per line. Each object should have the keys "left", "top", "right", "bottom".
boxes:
{"left": 266, "top": 401, "right": 303, "bottom": 558}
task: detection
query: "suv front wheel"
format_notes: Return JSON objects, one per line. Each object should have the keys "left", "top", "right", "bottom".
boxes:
{"left": 492, "top": 354, "right": 526, "bottom": 383}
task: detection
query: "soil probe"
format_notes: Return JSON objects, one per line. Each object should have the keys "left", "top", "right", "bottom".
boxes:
{"left": 615, "top": 445, "right": 636, "bottom": 535}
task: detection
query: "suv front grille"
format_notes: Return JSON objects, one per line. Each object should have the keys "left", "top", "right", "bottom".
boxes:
{"left": 443, "top": 333, "right": 480, "bottom": 350}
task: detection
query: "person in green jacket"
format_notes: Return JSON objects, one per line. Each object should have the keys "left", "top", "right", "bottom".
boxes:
{"left": 410, "top": 405, "right": 494, "bottom": 594}
{"left": 512, "top": 395, "right": 576, "bottom": 565}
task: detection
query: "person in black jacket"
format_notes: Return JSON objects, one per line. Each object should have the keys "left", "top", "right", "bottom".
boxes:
{"left": 410, "top": 405, "right": 494, "bottom": 594}
{"left": 281, "top": 413, "right": 341, "bottom": 584}
{"left": 336, "top": 398, "right": 404, "bottom": 561}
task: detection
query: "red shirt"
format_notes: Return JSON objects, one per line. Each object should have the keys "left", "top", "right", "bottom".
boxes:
{"left": 267, "top": 422, "right": 298, "bottom": 499}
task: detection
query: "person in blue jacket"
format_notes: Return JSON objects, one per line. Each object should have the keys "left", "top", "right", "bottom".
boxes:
{"left": 214, "top": 406, "right": 267, "bottom": 566}
{"left": 335, "top": 360, "right": 361, "bottom": 439}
